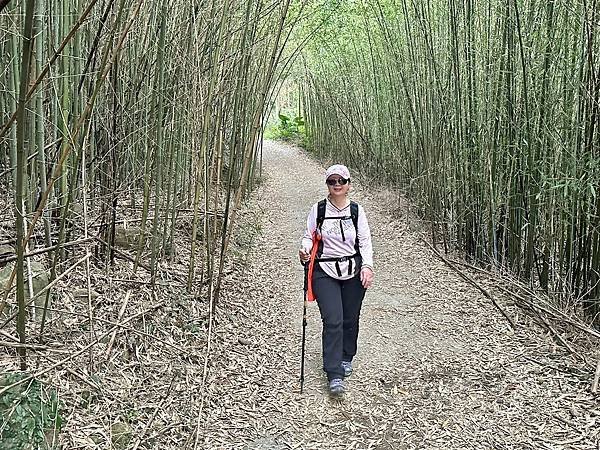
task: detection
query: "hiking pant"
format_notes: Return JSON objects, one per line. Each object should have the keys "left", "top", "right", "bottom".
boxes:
{"left": 312, "top": 264, "right": 366, "bottom": 381}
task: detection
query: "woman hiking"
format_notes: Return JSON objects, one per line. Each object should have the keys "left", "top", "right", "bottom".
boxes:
{"left": 299, "top": 164, "right": 374, "bottom": 396}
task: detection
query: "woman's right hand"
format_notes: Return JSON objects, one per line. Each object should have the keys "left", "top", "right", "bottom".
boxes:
{"left": 360, "top": 267, "right": 374, "bottom": 289}
{"left": 299, "top": 249, "right": 310, "bottom": 264}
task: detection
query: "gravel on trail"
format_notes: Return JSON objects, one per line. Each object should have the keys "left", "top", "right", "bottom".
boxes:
{"left": 200, "top": 140, "right": 599, "bottom": 449}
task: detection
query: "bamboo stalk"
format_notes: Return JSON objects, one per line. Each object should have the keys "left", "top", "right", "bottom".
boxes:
{"left": 14, "top": 0, "right": 36, "bottom": 371}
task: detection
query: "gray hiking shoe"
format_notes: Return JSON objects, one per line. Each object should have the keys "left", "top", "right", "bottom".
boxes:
{"left": 329, "top": 378, "right": 344, "bottom": 396}
{"left": 341, "top": 360, "right": 353, "bottom": 377}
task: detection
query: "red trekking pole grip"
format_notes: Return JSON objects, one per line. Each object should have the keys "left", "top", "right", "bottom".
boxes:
{"left": 306, "top": 231, "right": 320, "bottom": 302}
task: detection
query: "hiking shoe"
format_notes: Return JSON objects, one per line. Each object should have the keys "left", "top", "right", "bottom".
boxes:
{"left": 341, "top": 360, "right": 353, "bottom": 377}
{"left": 329, "top": 378, "right": 344, "bottom": 396}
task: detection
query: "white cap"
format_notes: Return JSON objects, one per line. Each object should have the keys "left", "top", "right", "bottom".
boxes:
{"left": 324, "top": 164, "right": 350, "bottom": 181}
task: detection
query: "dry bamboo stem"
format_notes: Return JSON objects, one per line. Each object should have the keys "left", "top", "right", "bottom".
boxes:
{"left": 0, "top": 302, "right": 164, "bottom": 396}
{"left": 22, "top": 303, "right": 184, "bottom": 353}
{"left": 0, "top": 253, "right": 91, "bottom": 330}
{"left": 193, "top": 284, "right": 216, "bottom": 449}
{"left": 592, "top": 359, "right": 600, "bottom": 394}
{"left": 422, "top": 238, "right": 516, "bottom": 329}
{"left": 131, "top": 375, "right": 177, "bottom": 450}
{"left": 104, "top": 291, "right": 131, "bottom": 357}
{"left": 0, "top": 237, "right": 95, "bottom": 264}
{"left": 0, "top": 340, "right": 66, "bottom": 352}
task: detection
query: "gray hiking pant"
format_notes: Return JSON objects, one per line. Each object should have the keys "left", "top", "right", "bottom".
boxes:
{"left": 312, "top": 264, "right": 366, "bottom": 381}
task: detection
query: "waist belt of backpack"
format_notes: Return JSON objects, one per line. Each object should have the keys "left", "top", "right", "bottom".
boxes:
{"left": 315, "top": 252, "right": 360, "bottom": 276}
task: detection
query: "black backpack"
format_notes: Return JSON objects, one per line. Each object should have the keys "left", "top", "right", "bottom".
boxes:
{"left": 314, "top": 199, "right": 360, "bottom": 276}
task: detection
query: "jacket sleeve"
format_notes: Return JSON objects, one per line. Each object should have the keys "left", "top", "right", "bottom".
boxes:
{"left": 357, "top": 205, "right": 374, "bottom": 270}
{"left": 300, "top": 203, "right": 318, "bottom": 253}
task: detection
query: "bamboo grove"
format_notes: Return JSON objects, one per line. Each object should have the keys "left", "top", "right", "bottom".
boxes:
{"left": 0, "top": 0, "right": 297, "bottom": 370}
{"left": 301, "top": 0, "right": 600, "bottom": 322}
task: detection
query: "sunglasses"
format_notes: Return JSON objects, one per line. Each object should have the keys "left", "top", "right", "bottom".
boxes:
{"left": 326, "top": 177, "right": 350, "bottom": 186}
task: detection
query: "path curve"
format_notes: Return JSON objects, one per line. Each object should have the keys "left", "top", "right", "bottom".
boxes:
{"left": 202, "top": 141, "right": 599, "bottom": 449}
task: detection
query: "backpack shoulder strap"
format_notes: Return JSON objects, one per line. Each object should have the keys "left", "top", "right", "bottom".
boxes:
{"left": 350, "top": 201, "right": 360, "bottom": 252}
{"left": 350, "top": 201, "right": 359, "bottom": 232}
{"left": 316, "top": 199, "right": 327, "bottom": 231}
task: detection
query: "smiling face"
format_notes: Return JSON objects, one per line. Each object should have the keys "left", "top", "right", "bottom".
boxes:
{"left": 326, "top": 175, "right": 351, "bottom": 197}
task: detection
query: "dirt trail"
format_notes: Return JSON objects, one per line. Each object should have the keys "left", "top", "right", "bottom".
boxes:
{"left": 201, "top": 141, "right": 599, "bottom": 449}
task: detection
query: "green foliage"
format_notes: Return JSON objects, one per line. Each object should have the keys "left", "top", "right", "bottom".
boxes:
{"left": 0, "top": 373, "right": 62, "bottom": 450}
{"left": 264, "top": 113, "right": 306, "bottom": 143}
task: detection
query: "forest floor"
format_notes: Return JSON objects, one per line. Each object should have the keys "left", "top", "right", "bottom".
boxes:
{"left": 199, "top": 140, "right": 600, "bottom": 449}
{"left": 1, "top": 140, "right": 599, "bottom": 449}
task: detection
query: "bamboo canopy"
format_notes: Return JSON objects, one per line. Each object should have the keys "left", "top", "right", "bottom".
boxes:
{"left": 300, "top": 0, "right": 600, "bottom": 323}
{"left": 1, "top": 0, "right": 296, "bottom": 369}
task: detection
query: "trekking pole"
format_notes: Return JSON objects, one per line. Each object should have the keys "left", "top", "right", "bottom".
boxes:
{"left": 300, "top": 231, "right": 320, "bottom": 393}
{"left": 300, "top": 263, "right": 308, "bottom": 393}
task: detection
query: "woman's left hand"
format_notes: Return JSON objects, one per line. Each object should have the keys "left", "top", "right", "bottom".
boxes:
{"left": 360, "top": 267, "right": 374, "bottom": 289}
